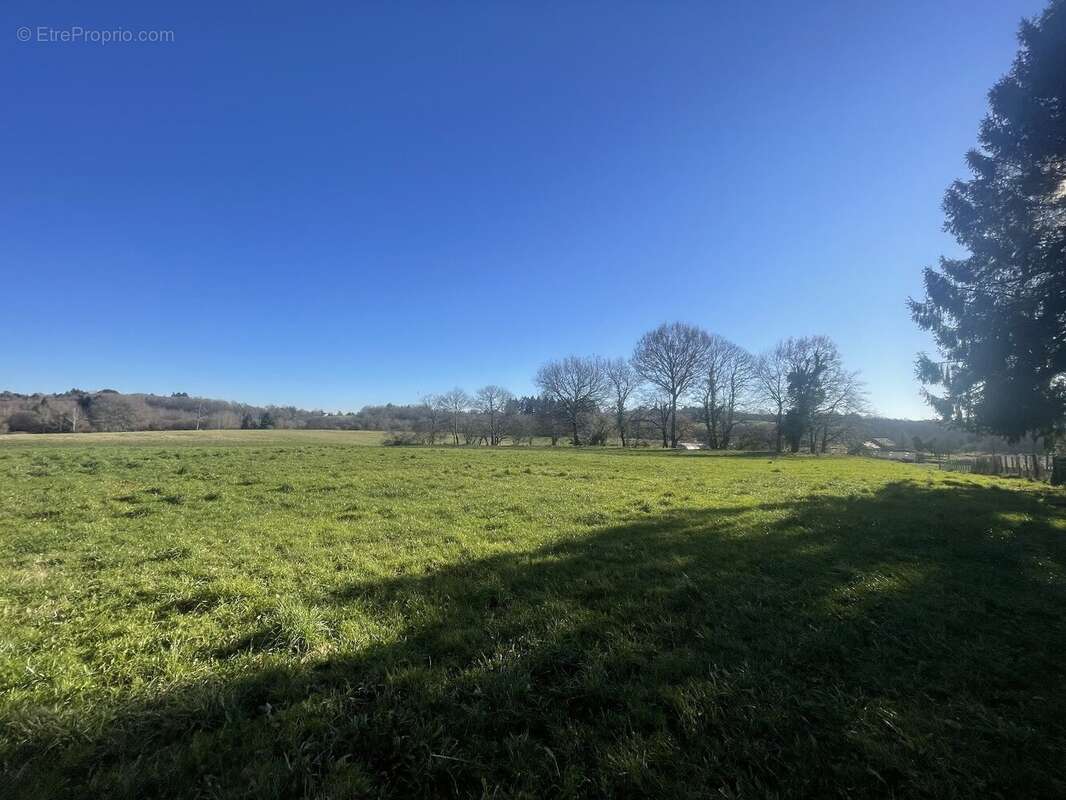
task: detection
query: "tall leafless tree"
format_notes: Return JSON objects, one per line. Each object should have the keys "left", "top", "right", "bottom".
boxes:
{"left": 642, "top": 393, "right": 673, "bottom": 449}
{"left": 700, "top": 336, "right": 756, "bottom": 449}
{"left": 813, "top": 360, "right": 867, "bottom": 453}
{"left": 756, "top": 339, "right": 794, "bottom": 453}
{"left": 632, "top": 322, "right": 711, "bottom": 448}
{"left": 605, "top": 358, "right": 642, "bottom": 447}
{"left": 474, "top": 385, "right": 513, "bottom": 446}
{"left": 439, "top": 388, "right": 470, "bottom": 445}
{"left": 65, "top": 403, "right": 79, "bottom": 433}
{"left": 780, "top": 336, "right": 867, "bottom": 453}
{"left": 420, "top": 394, "right": 445, "bottom": 445}
{"left": 534, "top": 356, "right": 608, "bottom": 446}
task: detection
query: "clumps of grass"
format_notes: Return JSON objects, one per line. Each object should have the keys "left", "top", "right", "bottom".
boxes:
{"left": 277, "top": 483, "right": 295, "bottom": 494}
{"left": 220, "top": 600, "right": 329, "bottom": 657}
{"left": 576, "top": 510, "right": 611, "bottom": 527}
{"left": 122, "top": 506, "right": 154, "bottom": 518}
{"left": 270, "top": 599, "right": 329, "bottom": 653}
{"left": 147, "top": 545, "right": 192, "bottom": 563}
{"left": 24, "top": 510, "right": 60, "bottom": 521}
{"left": 162, "top": 589, "right": 219, "bottom": 615}
{"left": 162, "top": 494, "right": 185, "bottom": 505}
{"left": 203, "top": 492, "right": 222, "bottom": 502}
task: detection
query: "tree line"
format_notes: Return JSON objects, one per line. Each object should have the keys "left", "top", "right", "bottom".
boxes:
{"left": 404, "top": 323, "right": 867, "bottom": 453}
{"left": 1, "top": 391, "right": 298, "bottom": 434}
{"left": 0, "top": 380, "right": 1025, "bottom": 455}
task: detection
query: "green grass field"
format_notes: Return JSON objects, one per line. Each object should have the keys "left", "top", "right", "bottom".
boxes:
{"left": 2, "top": 432, "right": 1064, "bottom": 798}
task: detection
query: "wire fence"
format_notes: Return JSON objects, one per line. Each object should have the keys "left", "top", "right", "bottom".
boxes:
{"left": 936, "top": 454, "right": 1054, "bottom": 481}
{"left": 866, "top": 449, "right": 1065, "bottom": 483}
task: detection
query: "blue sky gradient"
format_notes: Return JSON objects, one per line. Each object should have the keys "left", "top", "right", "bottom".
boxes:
{"left": 1, "top": 1, "right": 1044, "bottom": 417}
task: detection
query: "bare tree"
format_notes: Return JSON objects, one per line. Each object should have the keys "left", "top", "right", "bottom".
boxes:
{"left": 420, "top": 394, "right": 445, "bottom": 445}
{"left": 605, "top": 358, "right": 642, "bottom": 447}
{"left": 461, "top": 412, "right": 479, "bottom": 445}
{"left": 64, "top": 402, "right": 79, "bottom": 433}
{"left": 582, "top": 410, "right": 612, "bottom": 445}
{"left": 699, "top": 336, "right": 756, "bottom": 449}
{"left": 780, "top": 336, "right": 866, "bottom": 454}
{"left": 813, "top": 363, "right": 867, "bottom": 453}
{"left": 87, "top": 394, "right": 139, "bottom": 432}
{"left": 756, "top": 339, "right": 794, "bottom": 453}
{"left": 632, "top": 322, "right": 711, "bottom": 448}
{"left": 439, "top": 388, "right": 470, "bottom": 445}
{"left": 534, "top": 356, "right": 608, "bottom": 445}
{"left": 641, "top": 391, "right": 673, "bottom": 449}
{"left": 473, "top": 385, "right": 513, "bottom": 446}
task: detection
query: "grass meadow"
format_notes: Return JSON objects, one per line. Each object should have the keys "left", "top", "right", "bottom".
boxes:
{"left": 1, "top": 432, "right": 1064, "bottom": 798}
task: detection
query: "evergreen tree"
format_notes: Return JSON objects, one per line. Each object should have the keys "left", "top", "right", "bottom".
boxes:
{"left": 910, "top": 1, "right": 1066, "bottom": 441}
{"left": 783, "top": 352, "right": 828, "bottom": 453}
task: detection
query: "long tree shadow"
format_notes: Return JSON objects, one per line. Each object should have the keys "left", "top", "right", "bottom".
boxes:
{"left": 5, "top": 481, "right": 1066, "bottom": 799}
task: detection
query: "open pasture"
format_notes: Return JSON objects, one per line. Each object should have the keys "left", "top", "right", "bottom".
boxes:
{"left": 1, "top": 432, "right": 1064, "bottom": 798}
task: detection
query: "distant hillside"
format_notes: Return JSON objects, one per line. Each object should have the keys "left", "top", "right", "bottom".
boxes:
{"left": 0, "top": 390, "right": 362, "bottom": 434}
{"left": 0, "top": 389, "right": 1028, "bottom": 454}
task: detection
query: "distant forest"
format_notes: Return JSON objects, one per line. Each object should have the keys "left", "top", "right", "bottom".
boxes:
{"left": 0, "top": 388, "right": 1031, "bottom": 455}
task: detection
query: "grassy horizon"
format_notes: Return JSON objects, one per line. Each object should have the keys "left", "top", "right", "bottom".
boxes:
{"left": 0, "top": 428, "right": 388, "bottom": 448}
{"left": 2, "top": 433, "right": 1064, "bottom": 797}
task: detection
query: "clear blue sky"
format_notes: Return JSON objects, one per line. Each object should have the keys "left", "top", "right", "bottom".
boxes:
{"left": 1, "top": 1, "right": 1043, "bottom": 417}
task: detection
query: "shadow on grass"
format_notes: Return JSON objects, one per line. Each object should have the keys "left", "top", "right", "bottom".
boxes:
{"left": 5, "top": 481, "right": 1066, "bottom": 798}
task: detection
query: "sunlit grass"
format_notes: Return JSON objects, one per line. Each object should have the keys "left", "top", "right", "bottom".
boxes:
{"left": 1, "top": 434, "right": 1064, "bottom": 797}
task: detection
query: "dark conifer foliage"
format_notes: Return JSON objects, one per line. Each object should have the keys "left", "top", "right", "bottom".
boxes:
{"left": 911, "top": 1, "right": 1066, "bottom": 440}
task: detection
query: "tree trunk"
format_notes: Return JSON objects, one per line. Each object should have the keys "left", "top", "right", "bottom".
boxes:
{"left": 774, "top": 407, "right": 783, "bottom": 453}
{"left": 669, "top": 397, "right": 678, "bottom": 448}
{"left": 572, "top": 419, "right": 580, "bottom": 447}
